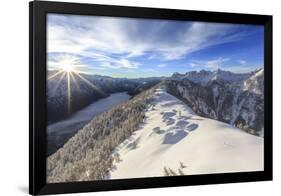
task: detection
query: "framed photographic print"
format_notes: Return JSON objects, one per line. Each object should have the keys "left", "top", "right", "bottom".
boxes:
{"left": 29, "top": 1, "right": 272, "bottom": 195}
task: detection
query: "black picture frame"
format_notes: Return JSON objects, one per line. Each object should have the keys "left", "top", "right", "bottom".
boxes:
{"left": 29, "top": 1, "right": 273, "bottom": 195}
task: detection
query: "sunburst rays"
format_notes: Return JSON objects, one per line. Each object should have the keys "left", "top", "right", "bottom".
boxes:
{"left": 66, "top": 72, "right": 71, "bottom": 114}
{"left": 51, "top": 72, "right": 66, "bottom": 96}
{"left": 69, "top": 72, "right": 79, "bottom": 90}
{"left": 74, "top": 72, "right": 106, "bottom": 96}
{"left": 48, "top": 65, "right": 103, "bottom": 114}
{"left": 47, "top": 70, "right": 64, "bottom": 80}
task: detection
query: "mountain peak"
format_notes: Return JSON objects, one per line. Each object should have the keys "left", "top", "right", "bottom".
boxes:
{"left": 172, "top": 69, "right": 252, "bottom": 85}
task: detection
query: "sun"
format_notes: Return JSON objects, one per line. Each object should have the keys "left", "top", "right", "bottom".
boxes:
{"left": 57, "top": 55, "right": 80, "bottom": 73}
{"left": 48, "top": 56, "right": 105, "bottom": 114}
{"left": 61, "top": 63, "right": 76, "bottom": 73}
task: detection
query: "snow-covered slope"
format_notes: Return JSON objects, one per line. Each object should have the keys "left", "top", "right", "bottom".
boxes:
{"left": 243, "top": 68, "right": 264, "bottom": 95}
{"left": 109, "top": 88, "right": 263, "bottom": 179}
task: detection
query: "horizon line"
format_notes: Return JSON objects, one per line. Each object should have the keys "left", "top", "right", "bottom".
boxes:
{"left": 47, "top": 66, "right": 263, "bottom": 79}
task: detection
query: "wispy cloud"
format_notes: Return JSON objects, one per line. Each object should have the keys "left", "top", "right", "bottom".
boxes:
{"left": 238, "top": 60, "right": 247, "bottom": 64}
{"left": 99, "top": 59, "right": 140, "bottom": 69}
{"left": 223, "top": 65, "right": 262, "bottom": 73}
{"left": 187, "top": 57, "right": 229, "bottom": 70}
{"left": 157, "top": 64, "right": 167, "bottom": 68}
{"left": 47, "top": 14, "right": 263, "bottom": 76}
{"left": 187, "top": 57, "right": 262, "bottom": 73}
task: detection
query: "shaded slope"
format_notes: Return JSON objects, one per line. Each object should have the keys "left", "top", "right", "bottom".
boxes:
{"left": 47, "top": 87, "right": 155, "bottom": 183}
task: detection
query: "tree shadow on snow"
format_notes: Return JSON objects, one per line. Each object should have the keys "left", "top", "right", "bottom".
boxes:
{"left": 162, "top": 130, "right": 189, "bottom": 144}
{"left": 186, "top": 123, "right": 199, "bottom": 131}
{"left": 162, "top": 112, "right": 176, "bottom": 119}
{"left": 152, "top": 126, "right": 166, "bottom": 134}
{"left": 175, "top": 120, "right": 189, "bottom": 129}
{"left": 165, "top": 118, "right": 175, "bottom": 126}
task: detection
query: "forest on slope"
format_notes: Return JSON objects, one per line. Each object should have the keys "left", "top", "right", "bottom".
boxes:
{"left": 47, "top": 86, "right": 157, "bottom": 182}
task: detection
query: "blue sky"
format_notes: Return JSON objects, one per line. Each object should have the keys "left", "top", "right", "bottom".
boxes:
{"left": 47, "top": 14, "right": 264, "bottom": 78}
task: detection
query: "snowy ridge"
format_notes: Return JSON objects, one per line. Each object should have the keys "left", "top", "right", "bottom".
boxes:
{"left": 109, "top": 88, "right": 263, "bottom": 179}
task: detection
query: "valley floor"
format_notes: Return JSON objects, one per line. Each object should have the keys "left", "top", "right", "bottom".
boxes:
{"left": 109, "top": 88, "right": 264, "bottom": 179}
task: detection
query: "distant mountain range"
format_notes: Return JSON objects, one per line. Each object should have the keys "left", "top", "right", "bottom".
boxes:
{"left": 167, "top": 68, "right": 264, "bottom": 136}
{"left": 47, "top": 71, "right": 163, "bottom": 123}
{"left": 172, "top": 69, "right": 259, "bottom": 86}
{"left": 47, "top": 68, "right": 264, "bottom": 136}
